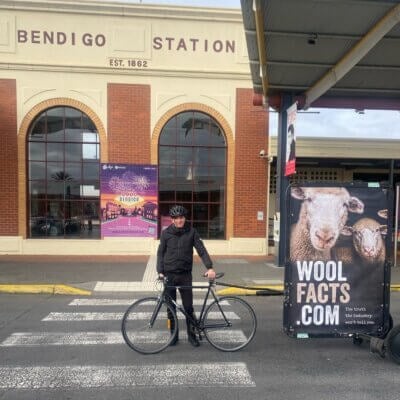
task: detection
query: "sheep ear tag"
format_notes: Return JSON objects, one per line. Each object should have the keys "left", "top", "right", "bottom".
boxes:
{"left": 284, "top": 183, "right": 392, "bottom": 341}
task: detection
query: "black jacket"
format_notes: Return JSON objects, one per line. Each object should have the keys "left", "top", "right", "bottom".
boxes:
{"left": 156, "top": 222, "right": 213, "bottom": 274}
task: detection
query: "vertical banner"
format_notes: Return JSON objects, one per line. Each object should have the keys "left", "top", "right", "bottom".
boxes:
{"left": 284, "top": 184, "right": 392, "bottom": 338}
{"left": 100, "top": 164, "right": 158, "bottom": 238}
{"left": 285, "top": 102, "right": 297, "bottom": 177}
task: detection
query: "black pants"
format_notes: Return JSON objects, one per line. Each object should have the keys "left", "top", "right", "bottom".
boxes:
{"left": 165, "top": 272, "right": 194, "bottom": 316}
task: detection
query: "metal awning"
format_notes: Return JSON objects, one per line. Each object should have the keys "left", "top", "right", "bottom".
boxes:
{"left": 241, "top": 0, "right": 400, "bottom": 110}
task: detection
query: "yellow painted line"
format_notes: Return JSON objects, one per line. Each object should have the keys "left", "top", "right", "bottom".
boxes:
{"left": 0, "top": 284, "right": 91, "bottom": 295}
{"left": 217, "top": 284, "right": 400, "bottom": 295}
{"left": 217, "top": 285, "right": 284, "bottom": 296}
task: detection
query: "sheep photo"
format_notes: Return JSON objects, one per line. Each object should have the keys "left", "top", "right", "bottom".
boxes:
{"left": 289, "top": 186, "right": 389, "bottom": 268}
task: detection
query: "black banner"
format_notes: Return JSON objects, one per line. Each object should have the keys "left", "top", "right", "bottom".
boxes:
{"left": 283, "top": 183, "right": 392, "bottom": 338}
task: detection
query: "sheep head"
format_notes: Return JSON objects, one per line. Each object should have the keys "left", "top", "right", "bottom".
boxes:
{"left": 291, "top": 187, "right": 364, "bottom": 251}
{"left": 341, "top": 218, "right": 387, "bottom": 263}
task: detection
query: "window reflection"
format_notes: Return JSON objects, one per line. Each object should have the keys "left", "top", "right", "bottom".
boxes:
{"left": 158, "top": 111, "right": 226, "bottom": 239}
{"left": 28, "top": 106, "right": 100, "bottom": 238}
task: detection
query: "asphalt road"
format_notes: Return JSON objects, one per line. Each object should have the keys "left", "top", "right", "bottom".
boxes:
{"left": 0, "top": 292, "right": 399, "bottom": 400}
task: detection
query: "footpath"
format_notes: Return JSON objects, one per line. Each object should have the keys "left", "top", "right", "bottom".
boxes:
{"left": 0, "top": 254, "right": 399, "bottom": 295}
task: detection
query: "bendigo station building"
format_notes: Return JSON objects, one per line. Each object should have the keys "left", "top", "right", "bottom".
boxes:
{"left": 0, "top": 0, "right": 270, "bottom": 255}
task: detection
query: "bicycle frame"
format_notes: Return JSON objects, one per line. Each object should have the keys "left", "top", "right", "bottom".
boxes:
{"left": 153, "top": 279, "right": 231, "bottom": 332}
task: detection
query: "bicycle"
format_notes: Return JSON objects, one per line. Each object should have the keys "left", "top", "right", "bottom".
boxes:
{"left": 121, "top": 272, "right": 257, "bottom": 354}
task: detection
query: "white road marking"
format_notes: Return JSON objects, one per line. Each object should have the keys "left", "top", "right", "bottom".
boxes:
{"left": 68, "top": 298, "right": 229, "bottom": 306}
{"left": 0, "top": 363, "right": 255, "bottom": 388}
{"left": 93, "top": 281, "right": 209, "bottom": 292}
{"left": 42, "top": 311, "right": 239, "bottom": 321}
{"left": 0, "top": 330, "right": 247, "bottom": 346}
{"left": 142, "top": 255, "right": 158, "bottom": 282}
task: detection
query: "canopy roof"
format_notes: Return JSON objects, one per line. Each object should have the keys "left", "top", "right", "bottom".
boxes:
{"left": 241, "top": 0, "right": 400, "bottom": 110}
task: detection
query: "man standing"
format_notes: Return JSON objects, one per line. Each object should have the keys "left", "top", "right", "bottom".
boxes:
{"left": 157, "top": 205, "right": 216, "bottom": 347}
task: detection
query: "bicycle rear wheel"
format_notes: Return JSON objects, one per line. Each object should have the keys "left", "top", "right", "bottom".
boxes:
{"left": 203, "top": 296, "right": 257, "bottom": 352}
{"left": 121, "top": 297, "right": 178, "bottom": 354}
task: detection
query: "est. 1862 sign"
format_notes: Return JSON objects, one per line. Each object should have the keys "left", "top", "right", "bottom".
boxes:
{"left": 283, "top": 183, "right": 392, "bottom": 338}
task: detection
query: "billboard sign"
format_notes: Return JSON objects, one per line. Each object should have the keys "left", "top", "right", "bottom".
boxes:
{"left": 100, "top": 164, "right": 158, "bottom": 238}
{"left": 284, "top": 183, "right": 392, "bottom": 338}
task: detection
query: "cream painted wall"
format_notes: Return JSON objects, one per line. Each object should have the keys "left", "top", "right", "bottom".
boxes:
{"left": 0, "top": 1, "right": 269, "bottom": 255}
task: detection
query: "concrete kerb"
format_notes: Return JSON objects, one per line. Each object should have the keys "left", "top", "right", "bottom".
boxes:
{"left": 0, "top": 284, "right": 91, "bottom": 295}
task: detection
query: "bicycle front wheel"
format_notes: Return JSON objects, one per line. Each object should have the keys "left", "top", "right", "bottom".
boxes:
{"left": 203, "top": 296, "right": 257, "bottom": 352}
{"left": 121, "top": 297, "right": 177, "bottom": 354}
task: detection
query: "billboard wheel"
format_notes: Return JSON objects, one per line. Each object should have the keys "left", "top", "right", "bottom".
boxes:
{"left": 385, "top": 324, "right": 400, "bottom": 365}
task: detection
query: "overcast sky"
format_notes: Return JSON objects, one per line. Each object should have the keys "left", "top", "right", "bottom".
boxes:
{"left": 105, "top": 0, "right": 400, "bottom": 140}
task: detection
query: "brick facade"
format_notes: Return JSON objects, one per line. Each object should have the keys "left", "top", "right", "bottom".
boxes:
{"left": 234, "top": 88, "right": 268, "bottom": 237}
{"left": 107, "top": 83, "right": 151, "bottom": 164}
{"left": 0, "top": 79, "right": 18, "bottom": 235}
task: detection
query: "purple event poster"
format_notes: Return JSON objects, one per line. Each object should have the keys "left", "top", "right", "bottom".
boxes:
{"left": 100, "top": 164, "right": 158, "bottom": 238}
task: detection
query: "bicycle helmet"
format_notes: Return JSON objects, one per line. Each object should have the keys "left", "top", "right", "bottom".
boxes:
{"left": 169, "top": 205, "right": 187, "bottom": 218}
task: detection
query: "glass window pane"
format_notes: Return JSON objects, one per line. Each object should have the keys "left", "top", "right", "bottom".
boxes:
{"left": 28, "top": 106, "right": 100, "bottom": 239}
{"left": 66, "top": 128, "right": 83, "bottom": 142}
{"left": 65, "top": 143, "right": 82, "bottom": 162}
{"left": 177, "top": 112, "right": 193, "bottom": 145}
{"left": 83, "top": 201, "right": 99, "bottom": 235}
{"left": 29, "top": 162, "right": 46, "bottom": 180}
{"left": 159, "top": 182, "right": 175, "bottom": 202}
{"left": 176, "top": 165, "right": 193, "bottom": 183}
{"left": 193, "top": 166, "right": 208, "bottom": 185}
{"left": 47, "top": 142, "right": 64, "bottom": 162}
{"left": 193, "top": 184, "right": 208, "bottom": 202}
{"left": 30, "top": 112, "right": 46, "bottom": 141}
{"left": 159, "top": 147, "right": 176, "bottom": 165}
{"left": 176, "top": 147, "right": 192, "bottom": 165}
{"left": 193, "top": 221, "right": 208, "bottom": 237}
{"left": 47, "top": 163, "right": 65, "bottom": 180}
{"left": 193, "top": 203, "right": 208, "bottom": 220}
{"left": 29, "top": 181, "right": 46, "bottom": 199}
{"left": 193, "top": 112, "right": 210, "bottom": 146}
{"left": 159, "top": 118, "right": 177, "bottom": 145}
{"left": 47, "top": 181, "right": 64, "bottom": 200}
{"left": 209, "top": 148, "right": 226, "bottom": 166}
{"left": 159, "top": 165, "right": 175, "bottom": 180}
{"left": 65, "top": 108, "right": 81, "bottom": 129}
{"left": 209, "top": 121, "right": 226, "bottom": 146}
{"left": 83, "top": 132, "right": 99, "bottom": 143}
{"left": 83, "top": 162, "right": 99, "bottom": 181}
{"left": 65, "top": 163, "right": 81, "bottom": 181}
{"left": 210, "top": 186, "right": 225, "bottom": 202}
{"left": 193, "top": 147, "right": 209, "bottom": 166}
{"left": 65, "top": 181, "right": 82, "bottom": 200}
{"left": 176, "top": 184, "right": 192, "bottom": 202}
{"left": 80, "top": 182, "right": 99, "bottom": 197}
{"left": 82, "top": 143, "right": 99, "bottom": 160}
{"left": 82, "top": 114, "right": 97, "bottom": 132}
{"left": 29, "top": 142, "right": 46, "bottom": 161}
{"left": 46, "top": 108, "right": 64, "bottom": 142}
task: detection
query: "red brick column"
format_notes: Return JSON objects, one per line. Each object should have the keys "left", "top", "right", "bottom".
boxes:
{"left": 107, "top": 83, "right": 151, "bottom": 163}
{"left": 234, "top": 88, "right": 269, "bottom": 237}
{"left": 0, "top": 79, "right": 18, "bottom": 235}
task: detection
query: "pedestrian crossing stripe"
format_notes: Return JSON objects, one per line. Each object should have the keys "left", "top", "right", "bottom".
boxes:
{"left": 0, "top": 363, "right": 255, "bottom": 388}
{"left": 68, "top": 298, "right": 229, "bottom": 306}
{"left": 0, "top": 330, "right": 247, "bottom": 346}
{"left": 42, "top": 311, "right": 240, "bottom": 321}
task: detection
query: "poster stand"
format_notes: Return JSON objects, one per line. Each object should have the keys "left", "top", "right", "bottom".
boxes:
{"left": 283, "top": 182, "right": 400, "bottom": 363}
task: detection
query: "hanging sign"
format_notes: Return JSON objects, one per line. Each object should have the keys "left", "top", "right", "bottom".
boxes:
{"left": 285, "top": 102, "right": 297, "bottom": 177}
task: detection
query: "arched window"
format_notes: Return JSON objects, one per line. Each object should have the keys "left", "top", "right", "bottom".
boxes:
{"left": 28, "top": 106, "right": 100, "bottom": 238}
{"left": 158, "top": 111, "right": 227, "bottom": 239}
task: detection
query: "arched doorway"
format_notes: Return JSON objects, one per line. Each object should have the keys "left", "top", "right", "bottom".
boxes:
{"left": 27, "top": 106, "right": 101, "bottom": 238}
{"left": 158, "top": 111, "right": 227, "bottom": 239}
